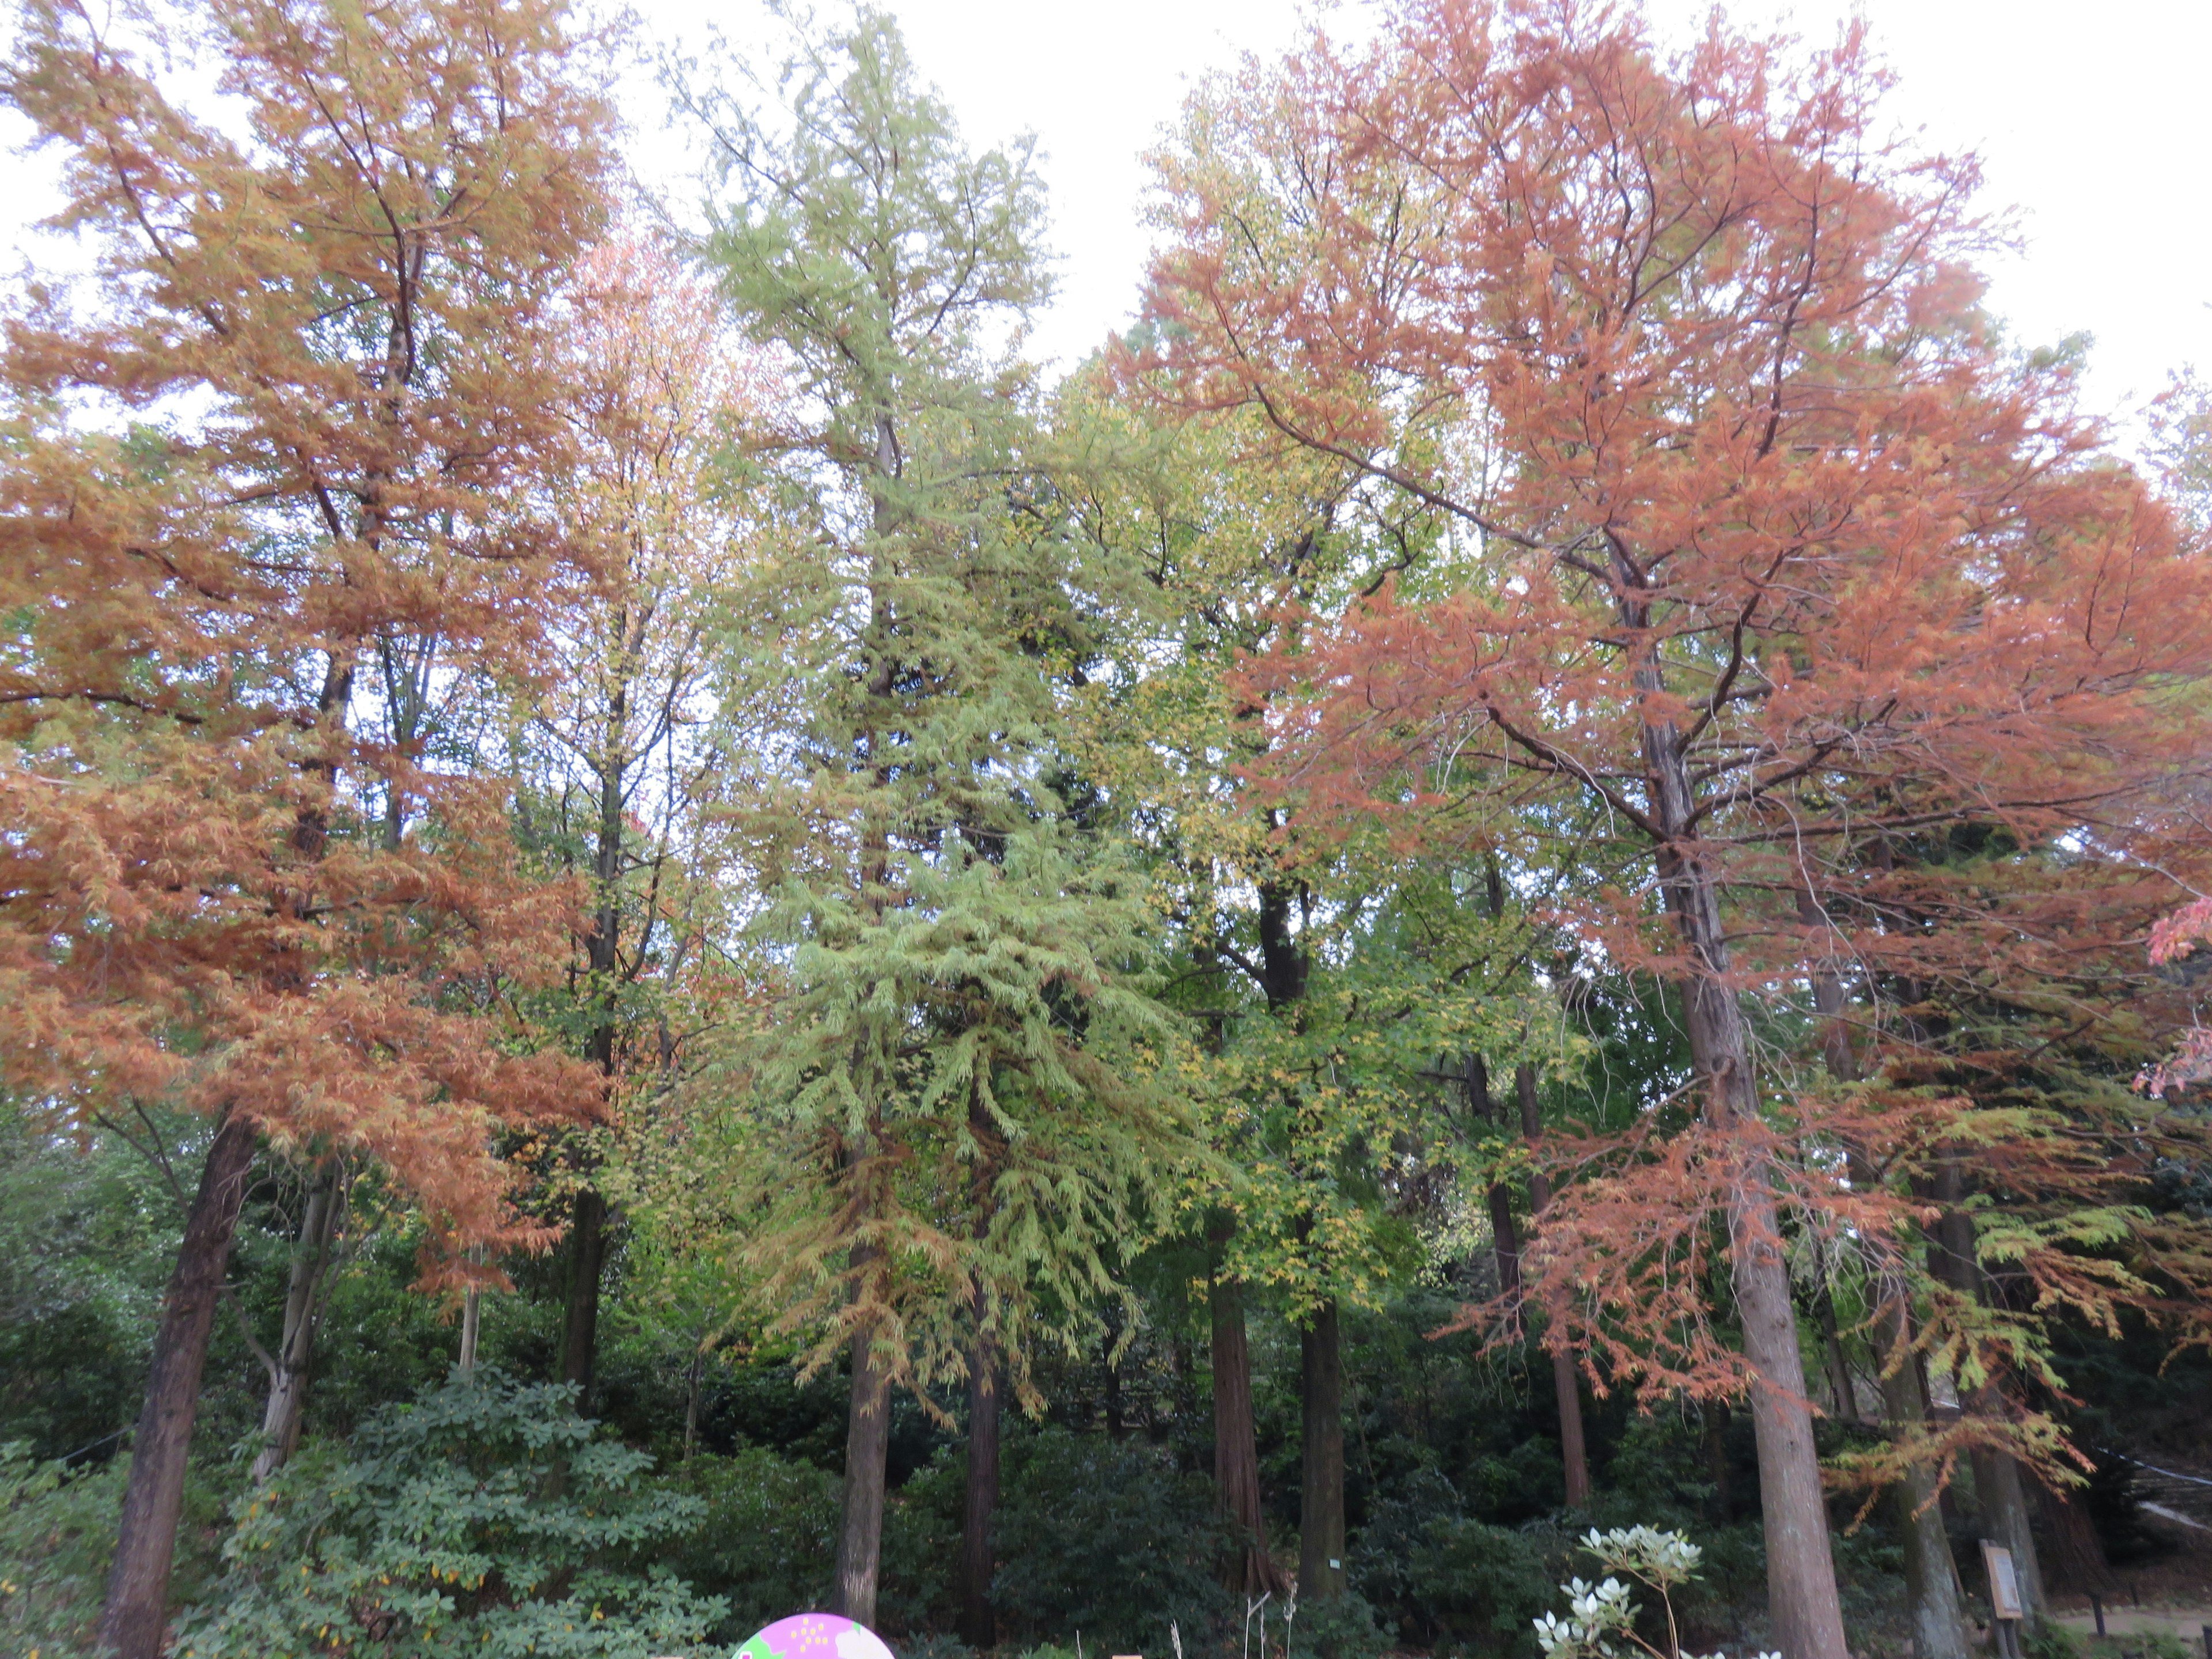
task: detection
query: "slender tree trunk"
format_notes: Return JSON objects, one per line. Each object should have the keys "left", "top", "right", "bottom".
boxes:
{"left": 1210, "top": 1237, "right": 1286, "bottom": 1597}
{"left": 1877, "top": 1289, "right": 1972, "bottom": 1659}
{"left": 1656, "top": 847, "right": 1846, "bottom": 1659}
{"left": 1702, "top": 1402, "right": 1734, "bottom": 1522}
{"left": 559, "top": 1186, "right": 607, "bottom": 1404}
{"left": 1804, "top": 889, "right": 1967, "bottom": 1657}
{"left": 683, "top": 1347, "right": 702, "bottom": 1457}
{"left": 99, "top": 1108, "right": 259, "bottom": 1659}
{"left": 959, "top": 1321, "right": 1001, "bottom": 1648}
{"left": 1516, "top": 1063, "right": 1592, "bottom": 1508}
{"left": 1927, "top": 1161, "right": 2048, "bottom": 1626}
{"left": 459, "top": 1285, "right": 482, "bottom": 1376}
{"left": 251, "top": 1158, "right": 344, "bottom": 1481}
{"left": 1487, "top": 1183, "right": 1521, "bottom": 1298}
{"left": 1974, "top": 1445, "right": 2047, "bottom": 1625}
{"left": 1813, "top": 1283, "right": 1859, "bottom": 1427}
{"left": 1298, "top": 1299, "right": 1348, "bottom": 1600}
{"left": 833, "top": 1310, "right": 893, "bottom": 1628}
{"left": 1467, "top": 1055, "right": 1521, "bottom": 1298}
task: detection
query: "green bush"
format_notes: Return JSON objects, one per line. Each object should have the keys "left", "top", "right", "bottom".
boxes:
{"left": 172, "top": 1369, "right": 725, "bottom": 1658}
{"left": 988, "top": 1427, "right": 1233, "bottom": 1653}
{"left": 1351, "top": 1467, "right": 1555, "bottom": 1653}
{"left": 660, "top": 1444, "right": 842, "bottom": 1641}
{"left": 1286, "top": 1590, "right": 1393, "bottom": 1659}
{"left": 0, "top": 1441, "right": 126, "bottom": 1658}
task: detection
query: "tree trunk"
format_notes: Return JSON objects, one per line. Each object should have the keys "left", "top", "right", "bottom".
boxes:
{"left": 1516, "top": 1063, "right": 1592, "bottom": 1508}
{"left": 832, "top": 1313, "right": 893, "bottom": 1628}
{"left": 1298, "top": 1298, "right": 1348, "bottom": 1600}
{"left": 1656, "top": 842, "right": 1846, "bottom": 1659}
{"left": 559, "top": 1186, "right": 607, "bottom": 1406}
{"left": 1466, "top": 1055, "right": 1521, "bottom": 1298}
{"left": 251, "top": 1158, "right": 344, "bottom": 1481}
{"left": 1974, "top": 1445, "right": 2048, "bottom": 1626}
{"left": 459, "top": 1285, "right": 482, "bottom": 1375}
{"left": 1702, "top": 1402, "right": 1734, "bottom": 1522}
{"left": 1927, "top": 1161, "right": 2048, "bottom": 1627}
{"left": 1487, "top": 1182, "right": 1521, "bottom": 1298}
{"left": 959, "top": 1324, "right": 1001, "bottom": 1648}
{"left": 1813, "top": 1282, "right": 1859, "bottom": 1427}
{"left": 99, "top": 1108, "right": 259, "bottom": 1659}
{"left": 683, "top": 1347, "right": 702, "bottom": 1457}
{"left": 1877, "top": 1290, "right": 1972, "bottom": 1659}
{"left": 2036, "top": 1479, "right": 2118, "bottom": 1597}
{"left": 1210, "top": 1245, "right": 1286, "bottom": 1597}
{"left": 1806, "top": 889, "right": 1967, "bottom": 1658}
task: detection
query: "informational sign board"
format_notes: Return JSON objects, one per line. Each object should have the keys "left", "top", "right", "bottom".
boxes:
{"left": 1982, "top": 1541, "right": 2025, "bottom": 1622}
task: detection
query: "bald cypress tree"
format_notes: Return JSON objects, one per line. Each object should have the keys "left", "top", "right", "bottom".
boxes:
{"left": 682, "top": 11, "right": 1196, "bottom": 1628}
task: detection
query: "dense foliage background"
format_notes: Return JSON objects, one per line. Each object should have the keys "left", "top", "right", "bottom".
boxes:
{"left": 8, "top": 1, "right": 2212, "bottom": 1657}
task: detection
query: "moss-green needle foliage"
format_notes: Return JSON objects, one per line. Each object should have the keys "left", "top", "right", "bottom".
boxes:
{"left": 173, "top": 1372, "right": 724, "bottom": 1659}
{"left": 678, "top": 7, "right": 1199, "bottom": 1400}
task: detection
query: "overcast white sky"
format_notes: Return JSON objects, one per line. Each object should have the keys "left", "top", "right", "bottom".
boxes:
{"left": 8, "top": 0, "right": 2209, "bottom": 446}
{"left": 666, "top": 0, "right": 2210, "bottom": 443}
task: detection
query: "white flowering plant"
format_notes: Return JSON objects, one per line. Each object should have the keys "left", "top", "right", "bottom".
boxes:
{"left": 1529, "top": 1527, "right": 1779, "bottom": 1659}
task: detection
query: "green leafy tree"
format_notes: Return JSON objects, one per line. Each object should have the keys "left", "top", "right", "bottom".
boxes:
{"left": 674, "top": 10, "right": 1198, "bottom": 1628}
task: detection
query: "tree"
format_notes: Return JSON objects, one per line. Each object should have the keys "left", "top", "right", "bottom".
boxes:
{"left": 0, "top": 0, "right": 615, "bottom": 1649}
{"left": 1139, "top": 3, "right": 2212, "bottom": 1654}
{"left": 678, "top": 11, "right": 1197, "bottom": 1627}
{"left": 520, "top": 230, "right": 760, "bottom": 1404}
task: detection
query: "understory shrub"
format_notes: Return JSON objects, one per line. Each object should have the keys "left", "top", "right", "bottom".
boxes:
{"left": 662, "top": 1444, "right": 842, "bottom": 1641}
{"left": 0, "top": 1441, "right": 125, "bottom": 1658}
{"left": 989, "top": 1426, "right": 1233, "bottom": 1653}
{"left": 172, "top": 1369, "right": 725, "bottom": 1658}
{"left": 1351, "top": 1467, "right": 1556, "bottom": 1653}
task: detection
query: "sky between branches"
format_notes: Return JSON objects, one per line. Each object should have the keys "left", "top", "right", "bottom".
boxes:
{"left": 7, "top": 0, "right": 2207, "bottom": 446}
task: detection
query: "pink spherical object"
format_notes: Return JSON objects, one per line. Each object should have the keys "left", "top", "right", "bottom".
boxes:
{"left": 733, "top": 1612, "right": 899, "bottom": 1659}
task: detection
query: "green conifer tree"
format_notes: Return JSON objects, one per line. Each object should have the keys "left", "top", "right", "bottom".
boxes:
{"left": 679, "top": 12, "right": 1197, "bottom": 1628}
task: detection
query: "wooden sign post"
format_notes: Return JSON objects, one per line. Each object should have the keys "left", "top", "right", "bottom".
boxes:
{"left": 1982, "top": 1541, "right": 2025, "bottom": 1659}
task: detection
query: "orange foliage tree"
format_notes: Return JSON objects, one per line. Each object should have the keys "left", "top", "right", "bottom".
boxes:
{"left": 1139, "top": 2, "right": 2212, "bottom": 1654}
{"left": 0, "top": 0, "right": 615, "bottom": 1651}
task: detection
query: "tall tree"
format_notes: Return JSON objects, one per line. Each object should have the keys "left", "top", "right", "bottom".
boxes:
{"left": 521, "top": 232, "right": 758, "bottom": 1403}
{"left": 1141, "top": 3, "right": 2212, "bottom": 1654}
{"left": 0, "top": 0, "right": 613, "bottom": 1650}
{"left": 681, "top": 12, "right": 1196, "bottom": 1627}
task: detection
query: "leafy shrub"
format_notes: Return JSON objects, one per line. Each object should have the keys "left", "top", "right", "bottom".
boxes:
{"left": 1352, "top": 1467, "right": 1556, "bottom": 1652}
{"left": 988, "top": 1427, "right": 1233, "bottom": 1653}
{"left": 661, "top": 1444, "right": 842, "bottom": 1641}
{"left": 0, "top": 1441, "right": 126, "bottom": 1658}
{"left": 1286, "top": 1590, "right": 1392, "bottom": 1659}
{"left": 172, "top": 1369, "right": 725, "bottom": 1658}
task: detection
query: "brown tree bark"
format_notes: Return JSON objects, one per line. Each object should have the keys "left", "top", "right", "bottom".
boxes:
{"left": 1804, "top": 889, "right": 1967, "bottom": 1657}
{"left": 2036, "top": 1480, "right": 2119, "bottom": 1597}
{"left": 1652, "top": 807, "right": 1846, "bottom": 1659}
{"left": 559, "top": 1185, "right": 607, "bottom": 1403}
{"left": 1876, "top": 1289, "right": 1972, "bottom": 1659}
{"left": 1926, "top": 1161, "right": 2048, "bottom": 1627}
{"left": 1516, "top": 1063, "right": 1592, "bottom": 1508}
{"left": 958, "top": 1324, "right": 1001, "bottom": 1647}
{"left": 1466, "top": 1055, "right": 1520, "bottom": 1298}
{"left": 99, "top": 1108, "right": 259, "bottom": 1659}
{"left": 1298, "top": 1298, "right": 1349, "bottom": 1599}
{"left": 251, "top": 1157, "right": 344, "bottom": 1480}
{"left": 1210, "top": 1238, "right": 1287, "bottom": 1597}
{"left": 832, "top": 1309, "right": 893, "bottom": 1628}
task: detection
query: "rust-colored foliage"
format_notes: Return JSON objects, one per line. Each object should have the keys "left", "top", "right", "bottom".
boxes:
{"left": 1139, "top": 0, "right": 2212, "bottom": 1649}
{"left": 0, "top": 0, "right": 618, "bottom": 1268}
